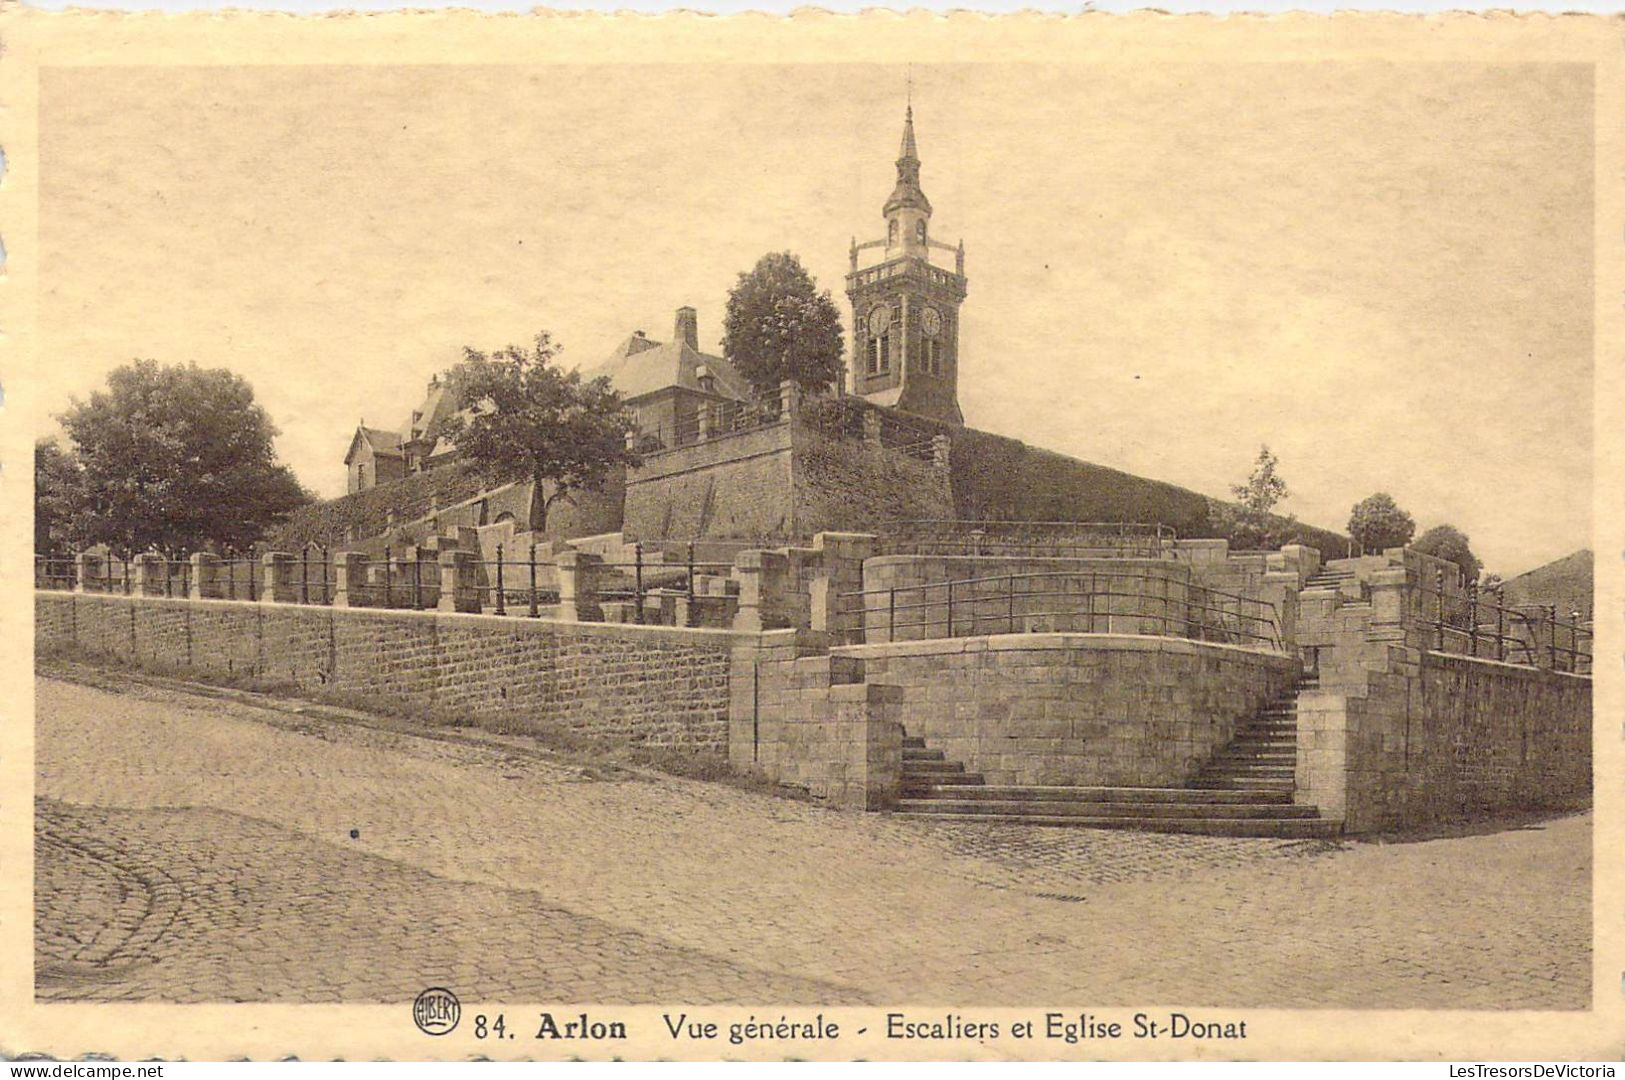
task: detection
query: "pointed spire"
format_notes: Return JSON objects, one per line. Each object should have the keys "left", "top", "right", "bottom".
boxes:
{"left": 884, "top": 102, "right": 931, "bottom": 219}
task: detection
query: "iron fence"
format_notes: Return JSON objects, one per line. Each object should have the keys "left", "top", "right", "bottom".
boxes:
{"left": 835, "top": 567, "right": 1280, "bottom": 650}
{"left": 873, "top": 519, "right": 1175, "bottom": 560}
{"left": 1412, "top": 570, "right": 1590, "bottom": 674}
{"left": 593, "top": 542, "right": 735, "bottom": 623}
{"left": 666, "top": 402, "right": 786, "bottom": 450}
{"left": 37, "top": 543, "right": 732, "bottom": 625}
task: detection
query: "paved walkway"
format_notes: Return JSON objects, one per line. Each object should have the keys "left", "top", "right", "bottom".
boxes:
{"left": 35, "top": 672, "right": 1591, "bottom": 1007}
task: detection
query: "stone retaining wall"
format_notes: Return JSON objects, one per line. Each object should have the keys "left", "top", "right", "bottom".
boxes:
{"left": 37, "top": 591, "right": 739, "bottom": 752}
{"left": 836, "top": 633, "right": 1297, "bottom": 788}
{"left": 727, "top": 633, "right": 904, "bottom": 809}
{"left": 1296, "top": 648, "right": 1592, "bottom": 832}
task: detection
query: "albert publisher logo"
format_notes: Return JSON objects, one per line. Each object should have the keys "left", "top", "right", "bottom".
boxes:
{"left": 413, "top": 987, "right": 461, "bottom": 1036}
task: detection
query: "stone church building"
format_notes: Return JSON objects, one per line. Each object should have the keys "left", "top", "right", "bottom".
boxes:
{"left": 342, "top": 104, "right": 968, "bottom": 491}
{"left": 299, "top": 103, "right": 1341, "bottom": 558}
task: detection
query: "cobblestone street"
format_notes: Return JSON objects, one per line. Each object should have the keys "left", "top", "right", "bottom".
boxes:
{"left": 35, "top": 671, "right": 1591, "bottom": 1008}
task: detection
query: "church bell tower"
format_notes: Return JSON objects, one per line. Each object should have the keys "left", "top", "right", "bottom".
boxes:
{"left": 845, "top": 103, "right": 967, "bottom": 425}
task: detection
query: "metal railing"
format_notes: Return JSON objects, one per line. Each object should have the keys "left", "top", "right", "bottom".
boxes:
{"left": 593, "top": 542, "right": 735, "bottom": 623}
{"left": 835, "top": 567, "right": 1280, "bottom": 650}
{"left": 1413, "top": 570, "right": 1591, "bottom": 674}
{"left": 664, "top": 402, "right": 785, "bottom": 450}
{"left": 37, "top": 544, "right": 732, "bottom": 625}
{"left": 873, "top": 520, "right": 1175, "bottom": 560}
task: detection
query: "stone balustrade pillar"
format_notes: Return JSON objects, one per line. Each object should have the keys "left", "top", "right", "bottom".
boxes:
{"left": 437, "top": 550, "right": 481, "bottom": 614}
{"left": 861, "top": 409, "right": 883, "bottom": 447}
{"left": 555, "top": 550, "right": 604, "bottom": 622}
{"left": 1367, "top": 567, "right": 1411, "bottom": 645}
{"left": 189, "top": 553, "right": 221, "bottom": 600}
{"left": 778, "top": 379, "right": 801, "bottom": 419}
{"left": 732, "top": 549, "right": 792, "bottom": 632}
{"left": 133, "top": 553, "right": 166, "bottom": 596}
{"left": 1260, "top": 571, "right": 1301, "bottom": 652}
{"left": 73, "top": 552, "right": 103, "bottom": 594}
{"left": 732, "top": 550, "right": 768, "bottom": 632}
{"left": 810, "top": 531, "right": 875, "bottom": 637}
{"left": 331, "top": 552, "right": 369, "bottom": 608}
{"left": 931, "top": 434, "right": 951, "bottom": 469}
{"left": 260, "top": 552, "right": 297, "bottom": 604}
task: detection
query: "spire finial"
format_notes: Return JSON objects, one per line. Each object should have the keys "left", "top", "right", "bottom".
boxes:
{"left": 899, "top": 95, "right": 919, "bottom": 162}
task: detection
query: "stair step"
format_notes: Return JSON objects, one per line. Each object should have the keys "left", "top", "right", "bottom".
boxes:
{"left": 902, "top": 736, "right": 926, "bottom": 749}
{"left": 891, "top": 812, "right": 1341, "bottom": 839}
{"left": 1202, "top": 771, "right": 1297, "bottom": 780}
{"left": 901, "top": 784, "right": 1297, "bottom": 805}
{"left": 1223, "top": 750, "right": 1297, "bottom": 761}
{"left": 900, "top": 772, "right": 985, "bottom": 788}
{"left": 902, "top": 747, "right": 945, "bottom": 762}
{"left": 900, "top": 760, "right": 966, "bottom": 775}
{"left": 1195, "top": 778, "right": 1296, "bottom": 791}
{"left": 895, "top": 798, "right": 1321, "bottom": 820}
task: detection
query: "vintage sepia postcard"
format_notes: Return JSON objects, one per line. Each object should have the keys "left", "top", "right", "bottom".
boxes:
{"left": 1, "top": 7, "right": 1621, "bottom": 1064}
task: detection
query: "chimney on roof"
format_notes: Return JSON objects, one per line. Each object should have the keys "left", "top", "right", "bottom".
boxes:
{"left": 675, "top": 306, "right": 699, "bottom": 351}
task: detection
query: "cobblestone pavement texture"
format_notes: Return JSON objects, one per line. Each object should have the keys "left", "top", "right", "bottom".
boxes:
{"left": 35, "top": 673, "right": 1591, "bottom": 1007}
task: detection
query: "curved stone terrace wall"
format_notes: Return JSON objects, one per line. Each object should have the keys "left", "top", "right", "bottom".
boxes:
{"left": 835, "top": 633, "right": 1299, "bottom": 788}
{"left": 854, "top": 555, "right": 1281, "bottom": 649}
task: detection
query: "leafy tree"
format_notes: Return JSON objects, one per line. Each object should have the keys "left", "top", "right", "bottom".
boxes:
{"left": 35, "top": 439, "right": 84, "bottom": 556}
{"left": 1217, "top": 445, "right": 1294, "bottom": 549}
{"left": 1414, "top": 524, "right": 1482, "bottom": 585}
{"left": 721, "top": 251, "right": 845, "bottom": 397}
{"left": 441, "top": 333, "right": 640, "bottom": 533}
{"left": 1347, "top": 492, "right": 1416, "bottom": 554}
{"left": 56, "top": 360, "right": 309, "bottom": 557}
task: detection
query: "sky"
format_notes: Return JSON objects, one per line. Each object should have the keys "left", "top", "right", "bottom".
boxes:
{"left": 35, "top": 61, "right": 1593, "bottom": 576}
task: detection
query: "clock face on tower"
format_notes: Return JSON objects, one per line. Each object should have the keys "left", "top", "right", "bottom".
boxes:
{"left": 920, "top": 307, "right": 942, "bottom": 338}
{"left": 867, "top": 303, "right": 894, "bottom": 336}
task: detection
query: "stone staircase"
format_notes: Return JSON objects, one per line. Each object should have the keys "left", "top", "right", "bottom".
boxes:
{"left": 1303, "top": 564, "right": 1368, "bottom": 607}
{"left": 892, "top": 677, "right": 1339, "bottom": 838}
{"left": 1186, "top": 677, "right": 1310, "bottom": 793}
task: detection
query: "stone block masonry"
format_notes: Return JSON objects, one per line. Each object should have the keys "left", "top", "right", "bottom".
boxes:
{"left": 836, "top": 633, "right": 1297, "bottom": 788}
{"left": 1296, "top": 648, "right": 1591, "bottom": 832}
{"left": 38, "top": 592, "right": 739, "bottom": 753}
{"left": 728, "top": 630, "right": 905, "bottom": 809}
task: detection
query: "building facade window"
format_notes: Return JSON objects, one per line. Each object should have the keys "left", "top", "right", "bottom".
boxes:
{"left": 866, "top": 334, "right": 892, "bottom": 375}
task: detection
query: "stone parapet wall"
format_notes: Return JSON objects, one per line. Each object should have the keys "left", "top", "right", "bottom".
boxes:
{"left": 836, "top": 633, "right": 1296, "bottom": 788}
{"left": 727, "top": 630, "right": 903, "bottom": 808}
{"left": 791, "top": 420, "right": 953, "bottom": 539}
{"left": 858, "top": 555, "right": 1197, "bottom": 643}
{"left": 37, "top": 591, "right": 739, "bottom": 753}
{"left": 624, "top": 422, "right": 795, "bottom": 542}
{"left": 1297, "top": 649, "right": 1591, "bottom": 833}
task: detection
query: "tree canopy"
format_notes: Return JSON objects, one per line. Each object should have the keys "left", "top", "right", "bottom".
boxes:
{"left": 721, "top": 251, "right": 845, "bottom": 397}
{"left": 35, "top": 439, "right": 82, "bottom": 557}
{"left": 1216, "top": 445, "right": 1294, "bottom": 550}
{"left": 440, "top": 333, "right": 640, "bottom": 532}
{"left": 1414, "top": 524, "right": 1482, "bottom": 585}
{"left": 50, "top": 360, "right": 309, "bottom": 556}
{"left": 1347, "top": 492, "right": 1416, "bottom": 554}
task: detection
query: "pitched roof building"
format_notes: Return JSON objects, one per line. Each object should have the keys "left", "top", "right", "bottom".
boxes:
{"left": 583, "top": 305, "right": 752, "bottom": 450}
